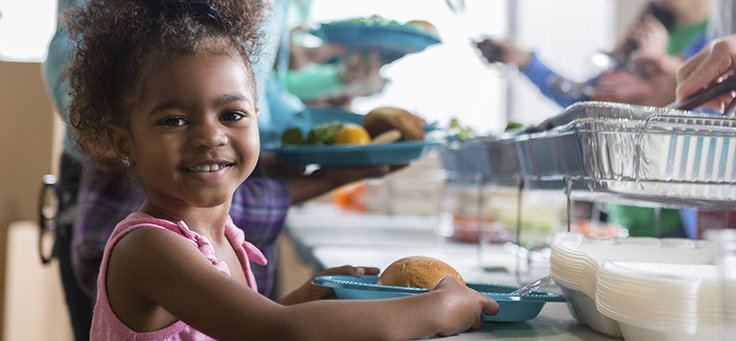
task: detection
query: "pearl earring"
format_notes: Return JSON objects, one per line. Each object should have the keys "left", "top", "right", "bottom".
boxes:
{"left": 122, "top": 156, "right": 131, "bottom": 167}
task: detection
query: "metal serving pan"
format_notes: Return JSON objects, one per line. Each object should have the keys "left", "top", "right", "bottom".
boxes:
{"left": 510, "top": 100, "right": 736, "bottom": 209}
{"left": 439, "top": 136, "right": 518, "bottom": 187}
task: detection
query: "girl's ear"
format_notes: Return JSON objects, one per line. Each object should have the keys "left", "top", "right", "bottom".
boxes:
{"left": 254, "top": 107, "right": 260, "bottom": 118}
{"left": 107, "top": 124, "right": 132, "bottom": 159}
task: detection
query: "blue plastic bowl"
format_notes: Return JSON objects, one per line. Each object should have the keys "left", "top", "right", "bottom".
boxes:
{"left": 313, "top": 275, "right": 566, "bottom": 322}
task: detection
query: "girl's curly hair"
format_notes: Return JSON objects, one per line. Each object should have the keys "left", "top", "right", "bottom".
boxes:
{"left": 64, "top": 0, "right": 267, "bottom": 164}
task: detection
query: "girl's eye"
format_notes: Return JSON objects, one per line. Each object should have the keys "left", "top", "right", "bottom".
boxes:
{"left": 158, "top": 117, "right": 187, "bottom": 127}
{"left": 221, "top": 111, "right": 245, "bottom": 122}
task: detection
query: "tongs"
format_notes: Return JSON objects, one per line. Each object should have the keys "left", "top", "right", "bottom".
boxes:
{"left": 667, "top": 77, "right": 736, "bottom": 114}
{"left": 524, "top": 78, "right": 736, "bottom": 134}
{"left": 444, "top": 0, "right": 483, "bottom": 42}
{"left": 445, "top": 0, "right": 507, "bottom": 74}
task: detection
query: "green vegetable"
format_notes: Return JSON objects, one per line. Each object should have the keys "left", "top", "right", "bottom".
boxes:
{"left": 505, "top": 122, "right": 524, "bottom": 131}
{"left": 448, "top": 118, "right": 475, "bottom": 141}
{"left": 306, "top": 121, "right": 344, "bottom": 145}
{"left": 330, "top": 15, "right": 401, "bottom": 26}
{"left": 281, "top": 128, "right": 305, "bottom": 146}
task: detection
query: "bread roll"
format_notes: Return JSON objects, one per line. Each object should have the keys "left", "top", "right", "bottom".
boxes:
{"left": 377, "top": 256, "right": 465, "bottom": 289}
{"left": 362, "top": 107, "right": 427, "bottom": 141}
{"left": 406, "top": 20, "right": 440, "bottom": 39}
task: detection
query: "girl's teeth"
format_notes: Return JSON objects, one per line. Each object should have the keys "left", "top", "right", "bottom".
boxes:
{"left": 191, "top": 164, "right": 222, "bottom": 172}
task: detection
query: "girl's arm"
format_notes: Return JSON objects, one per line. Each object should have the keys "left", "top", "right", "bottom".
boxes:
{"left": 107, "top": 228, "right": 498, "bottom": 340}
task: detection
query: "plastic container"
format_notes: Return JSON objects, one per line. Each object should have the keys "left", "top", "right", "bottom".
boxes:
{"left": 550, "top": 233, "right": 716, "bottom": 339}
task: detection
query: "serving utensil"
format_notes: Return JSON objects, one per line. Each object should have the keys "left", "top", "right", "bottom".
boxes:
{"left": 510, "top": 275, "right": 552, "bottom": 296}
{"left": 444, "top": 0, "right": 507, "bottom": 74}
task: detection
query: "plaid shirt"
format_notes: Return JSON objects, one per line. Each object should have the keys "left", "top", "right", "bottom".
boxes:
{"left": 73, "top": 163, "right": 290, "bottom": 298}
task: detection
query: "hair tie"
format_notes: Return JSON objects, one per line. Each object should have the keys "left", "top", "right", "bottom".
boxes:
{"left": 148, "top": 0, "right": 227, "bottom": 27}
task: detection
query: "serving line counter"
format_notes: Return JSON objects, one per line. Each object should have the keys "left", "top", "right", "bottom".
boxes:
{"left": 283, "top": 203, "right": 620, "bottom": 340}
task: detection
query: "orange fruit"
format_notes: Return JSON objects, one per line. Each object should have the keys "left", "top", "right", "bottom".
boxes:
{"left": 334, "top": 124, "right": 371, "bottom": 145}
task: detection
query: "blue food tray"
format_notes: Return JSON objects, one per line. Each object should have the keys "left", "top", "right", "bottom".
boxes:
{"left": 274, "top": 140, "right": 443, "bottom": 166}
{"left": 268, "top": 108, "right": 444, "bottom": 166}
{"left": 313, "top": 275, "right": 565, "bottom": 322}
{"left": 311, "top": 23, "right": 441, "bottom": 62}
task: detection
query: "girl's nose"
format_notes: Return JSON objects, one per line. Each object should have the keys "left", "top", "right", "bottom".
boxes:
{"left": 190, "top": 119, "right": 227, "bottom": 149}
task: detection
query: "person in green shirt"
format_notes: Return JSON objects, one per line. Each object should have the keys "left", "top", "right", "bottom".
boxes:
{"left": 476, "top": 0, "right": 711, "bottom": 238}
{"left": 595, "top": 0, "right": 710, "bottom": 238}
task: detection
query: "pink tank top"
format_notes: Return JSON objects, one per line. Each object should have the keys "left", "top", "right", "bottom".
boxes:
{"left": 90, "top": 212, "right": 267, "bottom": 340}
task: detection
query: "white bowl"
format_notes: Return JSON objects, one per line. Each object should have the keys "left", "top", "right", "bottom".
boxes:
{"left": 557, "top": 284, "right": 623, "bottom": 339}
{"left": 618, "top": 322, "right": 720, "bottom": 341}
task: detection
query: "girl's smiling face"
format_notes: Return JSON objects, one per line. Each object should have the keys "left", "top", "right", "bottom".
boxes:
{"left": 110, "top": 52, "right": 260, "bottom": 210}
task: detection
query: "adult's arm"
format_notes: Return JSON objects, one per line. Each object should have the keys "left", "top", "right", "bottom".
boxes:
{"left": 475, "top": 39, "right": 591, "bottom": 108}
{"left": 521, "top": 54, "right": 593, "bottom": 108}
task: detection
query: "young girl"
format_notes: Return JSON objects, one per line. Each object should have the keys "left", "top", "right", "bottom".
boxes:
{"left": 66, "top": 0, "right": 499, "bottom": 339}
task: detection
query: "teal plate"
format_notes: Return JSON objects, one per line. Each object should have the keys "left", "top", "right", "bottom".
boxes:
{"left": 273, "top": 140, "right": 444, "bottom": 166}
{"left": 311, "top": 23, "right": 441, "bottom": 62}
{"left": 266, "top": 108, "right": 444, "bottom": 166}
{"left": 313, "top": 275, "right": 566, "bottom": 322}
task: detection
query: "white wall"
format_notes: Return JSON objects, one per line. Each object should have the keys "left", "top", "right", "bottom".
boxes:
{"left": 0, "top": 0, "right": 57, "bottom": 62}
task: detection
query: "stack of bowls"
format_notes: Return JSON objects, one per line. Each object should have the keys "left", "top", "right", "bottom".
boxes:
{"left": 550, "top": 233, "right": 716, "bottom": 339}
{"left": 596, "top": 261, "right": 719, "bottom": 340}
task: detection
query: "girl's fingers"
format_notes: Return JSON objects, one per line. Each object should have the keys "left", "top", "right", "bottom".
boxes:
{"left": 315, "top": 265, "right": 380, "bottom": 277}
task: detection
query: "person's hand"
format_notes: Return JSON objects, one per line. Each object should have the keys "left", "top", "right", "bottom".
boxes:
{"left": 475, "top": 38, "right": 532, "bottom": 68}
{"left": 432, "top": 276, "right": 500, "bottom": 336}
{"left": 677, "top": 36, "right": 736, "bottom": 109}
{"left": 260, "top": 151, "right": 403, "bottom": 184}
{"left": 591, "top": 55, "right": 681, "bottom": 107}
{"left": 338, "top": 50, "right": 383, "bottom": 84}
{"left": 289, "top": 26, "right": 347, "bottom": 70}
{"left": 261, "top": 150, "right": 405, "bottom": 204}
{"left": 278, "top": 265, "right": 380, "bottom": 305}
{"left": 259, "top": 152, "right": 306, "bottom": 179}
{"left": 310, "top": 164, "right": 405, "bottom": 185}
{"left": 306, "top": 44, "right": 347, "bottom": 65}
{"left": 630, "top": 14, "right": 670, "bottom": 57}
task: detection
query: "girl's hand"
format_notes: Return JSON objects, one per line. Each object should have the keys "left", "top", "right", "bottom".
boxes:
{"left": 432, "top": 276, "right": 500, "bottom": 336}
{"left": 677, "top": 36, "right": 736, "bottom": 109}
{"left": 279, "top": 265, "right": 379, "bottom": 305}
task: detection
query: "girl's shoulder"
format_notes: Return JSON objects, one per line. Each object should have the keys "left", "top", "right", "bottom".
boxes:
{"left": 111, "top": 212, "right": 200, "bottom": 246}
{"left": 104, "top": 212, "right": 207, "bottom": 281}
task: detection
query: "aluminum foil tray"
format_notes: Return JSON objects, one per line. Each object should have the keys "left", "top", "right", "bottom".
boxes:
{"left": 511, "top": 101, "right": 736, "bottom": 209}
{"left": 439, "top": 136, "right": 518, "bottom": 187}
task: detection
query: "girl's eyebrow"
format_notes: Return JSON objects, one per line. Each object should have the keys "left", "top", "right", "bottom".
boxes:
{"left": 148, "top": 94, "right": 252, "bottom": 117}
{"left": 148, "top": 99, "right": 190, "bottom": 117}
{"left": 214, "top": 94, "right": 252, "bottom": 107}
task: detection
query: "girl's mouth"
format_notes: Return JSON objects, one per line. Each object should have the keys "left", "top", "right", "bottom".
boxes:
{"left": 183, "top": 163, "right": 233, "bottom": 173}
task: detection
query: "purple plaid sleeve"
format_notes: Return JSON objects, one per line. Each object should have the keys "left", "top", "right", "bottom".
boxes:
{"left": 73, "top": 164, "right": 144, "bottom": 296}
{"left": 230, "top": 177, "right": 290, "bottom": 297}
{"left": 72, "top": 163, "right": 291, "bottom": 299}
